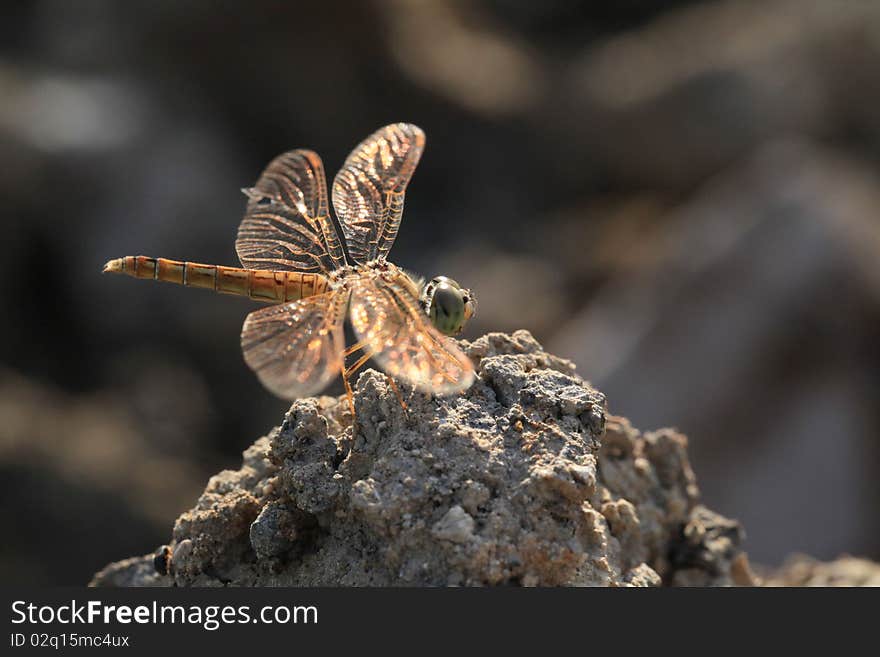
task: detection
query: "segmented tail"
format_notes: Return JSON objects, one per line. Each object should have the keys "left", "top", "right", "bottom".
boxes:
{"left": 102, "top": 256, "right": 328, "bottom": 303}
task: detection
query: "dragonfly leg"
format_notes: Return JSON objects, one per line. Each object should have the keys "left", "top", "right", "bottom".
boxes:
{"left": 342, "top": 341, "right": 407, "bottom": 414}
{"left": 343, "top": 340, "right": 368, "bottom": 357}
{"left": 341, "top": 361, "right": 355, "bottom": 418}
{"left": 344, "top": 350, "right": 375, "bottom": 381}
{"left": 341, "top": 340, "right": 369, "bottom": 417}
{"left": 342, "top": 348, "right": 375, "bottom": 418}
{"left": 385, "top": 375, "right": 408, "bottom": 412}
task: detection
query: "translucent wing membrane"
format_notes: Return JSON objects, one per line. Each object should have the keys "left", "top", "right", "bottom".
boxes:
{"left": 237, "top": 150, "right": 346, "bottom": 274}
{"left": 241, "top": 291, "right": 348, "bottom": 399}
{"left": 235, "top": 127, "right": 468, "bottom": 400}
{"left": 349, "top": 273, "right": 474, "bottom": 394}
{"left": 332, "top": 123, "right": 425, "bottom": 264}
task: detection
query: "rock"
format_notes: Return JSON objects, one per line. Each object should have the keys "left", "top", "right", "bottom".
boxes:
{"left": 152, "top": 545, "right": 172, "bottom": 576}
{"left": 765, "top": 555, "right": 880, "bottom": 587}
{"left": 668, "top": 506, "right": 752, "bottom": 587}
{"left": 90, "top": 554, "right": 170, "bottom": 588}
{"left": 92, "top": 330, "right": 748, "bottom": 587}
{"left": 432, "top": 506, "right": 476, "bottom": 544}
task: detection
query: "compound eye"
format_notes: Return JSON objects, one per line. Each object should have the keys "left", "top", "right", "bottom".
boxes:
{"left": 430, "top": 275, "right": 459, "bottom": 289}
{"left": 428, "top": 282, "right": 466, "bottom": 336}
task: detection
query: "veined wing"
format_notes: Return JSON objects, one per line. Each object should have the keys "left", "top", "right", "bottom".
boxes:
{"left": 237, "top": 150, "right": 346, "bottom": 274}
{"left": 349, "top": 274, "right": 474, "bottom": 394}
{"left": 241, "top": 290, "right": 348, "bottom": 399}
{"left": 332, "top": 123, "right": 425, "bottom": 264}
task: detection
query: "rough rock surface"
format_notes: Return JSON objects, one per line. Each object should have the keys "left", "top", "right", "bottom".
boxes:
{"left": 91, "top": 330, "right": 750, "bottom": 587}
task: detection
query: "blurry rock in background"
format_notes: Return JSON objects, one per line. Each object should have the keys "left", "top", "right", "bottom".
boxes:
{"left": 1, "top": 0, "right": 878, "bottom": 582}
{"left": 765, "top": 555, "right": 880, "bottom": 587}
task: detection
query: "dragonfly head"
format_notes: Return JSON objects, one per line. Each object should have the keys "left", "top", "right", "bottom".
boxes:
{"left": 421, "top": 276, "right": 477, "bottom": 336}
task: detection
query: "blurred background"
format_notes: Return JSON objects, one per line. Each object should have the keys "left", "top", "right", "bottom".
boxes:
{"left": 1, "top": 0, "right": 878, "bottom": 585}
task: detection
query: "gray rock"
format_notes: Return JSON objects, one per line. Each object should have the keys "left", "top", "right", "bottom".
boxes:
{"left": 90, "top": 554, "right": 171, "bottom": 587}
{"left": 250, "top": 501, "right": 314, "bottom": 560}
{"left": 432, "top": 506, "right": 476, "bottom": 544}
{"left": 92, "top": 330, "right": 748, "bottom": 587}
{"left": 765, "top": 555, "right": 880, "bottom": 587}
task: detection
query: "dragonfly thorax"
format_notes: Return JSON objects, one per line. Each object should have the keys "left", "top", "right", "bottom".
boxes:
{"left": 328, "top": 258, "right": 403, "bottom": 289}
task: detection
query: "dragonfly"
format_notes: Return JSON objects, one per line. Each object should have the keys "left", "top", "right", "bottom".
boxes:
{"left": 103, "top": 123, "right": 477, "bottom": 413}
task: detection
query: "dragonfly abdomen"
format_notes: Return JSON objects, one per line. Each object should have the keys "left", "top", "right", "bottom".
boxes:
{"left": 102, "top": 256, "right": 328, "bottom": 303}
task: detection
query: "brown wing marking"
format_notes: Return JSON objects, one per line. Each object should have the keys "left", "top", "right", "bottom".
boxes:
{"left": 241, "top": 290, "right": 348, "bottom": 399}
{"left": 332, "top": 123, "right": 425, "bottom": 264}
{"left": 237, "top": 149, "right": 346, "bottom": 274}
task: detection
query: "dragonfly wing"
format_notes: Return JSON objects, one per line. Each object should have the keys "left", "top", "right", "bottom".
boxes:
{"left": 332, "top": 123, "right": 425, "bottom": 264}
{"left": 237, "top": 149, "right": 346, "bottom": 274}
{"left": 241, "top": 290, "right": 348, "bottom": 399}
{"left": 349, "top": 275, "right": 474, "bottom": 394}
